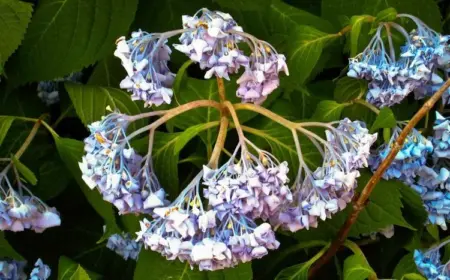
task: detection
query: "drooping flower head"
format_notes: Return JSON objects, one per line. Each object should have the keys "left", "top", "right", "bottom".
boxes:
{"left": 29, "top": 259, "right": 51, "bottom": 280}
{"left": 115, "top": 31, "right": 175, "bottom": 107}
{"left": 348, "top": 14, "right": 450, "bottom": 107}
{"left": 369, "top": 126, "right": 433, "bottom": 184}
{"left": 106, "top": 230, "right": 142, "bottom": 260}
{"left": 136, "top": 170, "right": 280, "bottom": 271}
{"left": 79, "top": 111, "right": 167, "bottom": 214}
{"left": 0, "top": 174, "right": 61, "bottom": 233}
{"left": 174, "top": 8, "right": 288, "bottom": 104}
{"left": 414, "top": 239, "right": 450, "bottom": 280}
{"left": 203, "top": 142, "right": 291, "bottom": 221}
{"left": 273, "top": 119, "right": 377, "bottom": 232}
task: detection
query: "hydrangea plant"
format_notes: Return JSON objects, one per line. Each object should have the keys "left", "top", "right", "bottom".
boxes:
{"left": 0, "top": 0, "right": 449, "bottom": 279}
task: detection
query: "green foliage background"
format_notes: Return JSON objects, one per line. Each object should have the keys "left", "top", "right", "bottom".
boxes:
{"left": 0, "top": 0, "right": 449, "bottom": 279}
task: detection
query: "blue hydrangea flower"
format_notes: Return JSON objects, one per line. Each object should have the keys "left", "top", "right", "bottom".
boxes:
{"left": 273, "top": 119, "right": 377, "bottom": 232}
{"left": 29, "top": 259, "right": 51, "bottom": 280}
{"left": 432, "top": 112, "right": 450, "bottom": 159}
{"left": 107, "top": 231, "right": 142, "bottom": 260}
{"left": 37, "top": 72, "right": 82, "bottom": 106}
{"left": 414, "top": 239, "right": 450, "bottom": 280}
{"left": 369, "top": 127, "right": 433, "bottom": 184}
{"left": 79, "top": 111, "right": 168, "bottom": 214}
{"left": 0, "top": 259, "right": 26, "bottom": 280}
{"left": 115, "top": 30, "right": 175, "bottom": 107}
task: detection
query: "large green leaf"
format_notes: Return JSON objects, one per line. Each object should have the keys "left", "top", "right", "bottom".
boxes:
{"left": 322, "top": 0, "right": 441, "bottom": 31}
{"left": 349, "top": 15, "right": 373, "bottom": 57}
{"left": 11, "top": 154, "right": 38, "bottom": 185}
{"left": 393, "top": 253, "right": 423, "bottom": 279}
{"left": 286, "top": 26, "right": 339, "bottom": 85}
{"left": 88, "top": 55, "right": 126, "bottom": 87}
{"left": 312, "top": 100, "right": 349, "bottom": 121}
{"left": 65, "top": 83, "right": 145, "bottom": 132}
{"left": 275, "top": 246, "right": 328, "bottom": 280}
{"left": 58, "top": 256, "right": 101, "bottom": 280}
{"left": 0, "top": 0, "right": 32, "bottom": 65}
{"left": 53, "top": 136, "right": 120, "bottom": 233}
{"left": 343, "top": 255, "right": 374, "bottom": 280}
{"left": 133, "top": 122, "right": 219, "bottom": 197}
{"left": 0, "top": 232, "right": 24, "bottom": 260}
{"left": 333, "top": 78, "right": 367, "bottom": 103}
{"left": 370, "top": 107, "right": 396, "bottom": 132}
{"left": 34, "top": 154, "right": 71, "bottom": 200}
{"left": 0, "top": 116, "right": 14, "bottom": 146}
{"left": 8, "top": 0, "right": 138, "bottom": 85}
{"left": 134, "top": 250, "right": 251, "bottom": 280}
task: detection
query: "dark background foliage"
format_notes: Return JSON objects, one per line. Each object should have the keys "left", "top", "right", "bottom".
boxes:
{"left": 0, "top": 0, "right": 449, "bottom": 279}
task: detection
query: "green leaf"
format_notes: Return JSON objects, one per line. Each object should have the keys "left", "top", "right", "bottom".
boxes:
{"left": 0, "top": 0, "right": 33, "bottom": 65}
{"left": 350, "top": 15, "right": 373, "bottom": 57}
{"left": 370, "top": 107, "right": 396, "bottom": 132}
{"left": 426, "top": 224, "right": 440, "bottom": 241}
{"left": 322, "top": 0, "right": 441, "bottom": 31}
{"left": 398, "top": 181, "right": 428, "bottom": 229}
{"left": 213, "top": 0, "right": 269, "bottom": 11}
{"left": 334, "top": 77, "right": 368, "bottom": 103}
{"left": 0, "top": 116, "right": 14, "bottom": 147}
{"left": 88, "top": 55, "right": 126, "bottom": 87}
{"left": 312, "top": 100, "right": 348, "bottom": 121}
{"left": 133, "top": 122, "right": 218, "bottom": 196}
{"left": 402, "top": 273, "right": 426, "bottom": 280}
{"left": 0, "top": 232, "right": 24, "bottom": 260}
{"left": 374, "top": 8, "right": 398, "bottom": 24}
{"left": 65, "top": 83, "right": 145, "bottom": 132}
{"left": 275, "top": 246, "right": 328, "bottom": 280}
{"left": 290, "top": 86, "right": 327, "bottom": 119}
{"left": 393, "top": 253, "right": 423, "bottom": 279}
{"left": 8, "top": 0, "right": 138, "bottom": 85}
{"left": 58, "top": 256, "right": 100, "bottom": 280}
{"left": 11, "top": 154, "right": 38, "bottom": 185}
{"left": 208, "top": 263, "right": 253, "bottom": 280}
{"left": 34, "top": 154, "right": 71, "bottom": 200}
{"left": 343, "top": 255, "right": 374, "bottom": 280}
{"left": 52, "top": 136, "right": 119, "bottom": 233}
{"left": 286, "top": 25, "right": 338, "bottom": 85}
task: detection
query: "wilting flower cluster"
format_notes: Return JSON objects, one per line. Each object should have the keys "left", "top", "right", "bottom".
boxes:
{"left": 115, "top": 8, "right": 288, "bottom": 106}
{"left": 348, "top": 14, "right": 450, "bottom": 108}
{"left": 136, "top": 143, "right": 282, "bottom": 271}
{"left": 79, "top": 111, "right": 167, "bottom": 214}
{"left": 414, "top": 239, "right": 450, "bottom": 280}
{"left": 369, "top": 127, "right": 433, "bottom": 184}
{"left": 106, "top": 230, "right": 142, "bottom": 260}
{"left": 272, "top": 119, "right": 377, "bottom": 232}
{"left": 0, "top": 171, "right": 60, "bottom": 233}
{"left": 115, "top": 31, "right": 175, "bottom": 108}
{"left": 37, "top": 72, "right": 82, "bottom": 106}
{"left": 370, "top": 113, "right": 450, "bottom": 230}
{"left": 0, "top": 258, "right": 50, "bottom": 280}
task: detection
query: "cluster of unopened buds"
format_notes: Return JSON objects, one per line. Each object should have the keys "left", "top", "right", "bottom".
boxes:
{"left": 414, "top": 239, "right": 450, "bottom": 280}
{"left": 0, "top": 167, "right": 61, "bottom": 233}
{"left": 369, "top": 113, "right": 450, "bottom": 230}
{"left": 114, "top": 8, "right": 288, "bottom": 107}
{"left": 0, "top": 258, "right": 51, "bottom": 280}
{"left": 348, "top": 14, "right": 450, "bottom": 108}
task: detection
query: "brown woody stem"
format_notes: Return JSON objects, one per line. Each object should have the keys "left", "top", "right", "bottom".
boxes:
{"left": 208, "top": 116, "right": 229, "bottom": 169}
{"left": 309, "top": 78, "right": 450, "bottom": 276}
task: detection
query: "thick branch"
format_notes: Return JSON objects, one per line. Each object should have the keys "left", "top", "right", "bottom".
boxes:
{"left": 208, "top": 116, "right": 229, "bottom": 169}
{"left": 309, "top": 78, "right": 450, "bottom": 276}
{"left": 233, "top": 103, "right": 297, "bottom": 129}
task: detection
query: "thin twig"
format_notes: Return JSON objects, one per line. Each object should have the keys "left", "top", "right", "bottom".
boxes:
{"left": 309, "top": 78, "right": 450, "bottom": 276}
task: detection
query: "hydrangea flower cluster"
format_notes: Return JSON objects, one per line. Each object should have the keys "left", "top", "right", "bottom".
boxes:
{"left": 370, "top": 113, "right": 450, "bottom": 229}
{"left": 414, "top": 239, "right": 450, "bottom": 280}
{"left": 348, "top": 14, "right": 450, "bottom": 107}
{"left": 0, "top": 258, "right": 50, "bottom": 280}
{"left": 79, "top": 111, "right": 167, "bottom": 214}
{"left": 369, "top": 127, "right": 433, "bottom": 184}
{"left": 106, "top": 231, "right": 142, "bottom": 260}
{"left": 115, "top": 8, "right": 288, "bottom": 106}
{"left": 37, "top": 72, "right": 82, "bottom": 106}
{"left": 361, "top": 224, "right": 395, "bottom": 240}
{"left": 0, "top": 170, "right": 61, "bottom": 233}
{"left": 272, "top": 119, "right": 377, "bottom": 232}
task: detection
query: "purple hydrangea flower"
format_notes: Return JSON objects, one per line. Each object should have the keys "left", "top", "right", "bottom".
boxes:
{"left": 0, "top": 259, "right": 26, "bottom": 280}
{"left": 273, "top": 119, "right": 377, "bottom": 232}
{"left": 369, "top": 127, "right": 433, "bottom": 184}
{"left": 29, "top": 259, "right": 51, "bottom": 280}
{"left": 136, "top": 170, "right": 279, "bottom": 270}
{"left": 79, "top": 111, "right": 168, "bottom": 214}
{"left": 115, "top": 31, "right": 175, "bottom": 107}
{"left": 106, "top": 231, "right": 142, "bottom": 260}
{"left": 414, "top": 239, "right": 450, "bottom": 280}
